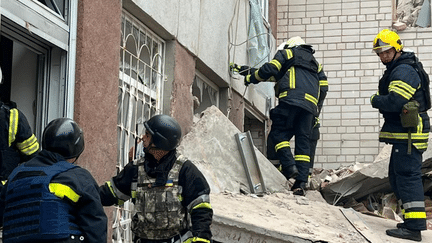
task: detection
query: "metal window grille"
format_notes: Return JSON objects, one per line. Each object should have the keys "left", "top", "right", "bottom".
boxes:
{"left": 114, "top": 10, "right": 165, "bottom": 243}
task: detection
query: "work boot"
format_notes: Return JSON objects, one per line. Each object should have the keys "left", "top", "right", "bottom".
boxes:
{"left": 396, "top": 222, "right": 405, "bottom": 229}
{"left": 386, "top": 228, "right": 421, "bottom": 242}
{"left": 292, "top": 181, "right": 306, "bottom": 196}
{"left": 283, "top": 165, "right": 299, "bottom": 179}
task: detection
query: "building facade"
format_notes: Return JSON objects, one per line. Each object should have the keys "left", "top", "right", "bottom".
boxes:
{"left": 277, "top": 0, "right": 432, "bottom": 169}
{"left": 1, "top": 0, "right": 276, "bottom": 241}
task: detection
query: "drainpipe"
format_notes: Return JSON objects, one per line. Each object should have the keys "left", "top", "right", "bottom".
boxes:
{"left": 66, "top": 0, "right": 78, "bottom": 118}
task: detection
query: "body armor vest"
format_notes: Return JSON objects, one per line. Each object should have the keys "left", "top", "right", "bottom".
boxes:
{"left": 132, "top": 159, "right": 187, "bottom": 240}
{"left": 3, "top": 161, "right": 82, "bottom": 243}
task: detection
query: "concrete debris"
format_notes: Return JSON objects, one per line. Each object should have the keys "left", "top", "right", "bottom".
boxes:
{"left": 177, "top": 106, "right": 432, "bottom": 242}
{"left": 319, "top": 145, "right": 392, "bottom": 206}
{"left": 177, "top": 105, "right": 287, "bottom": 194}
{"left": 397, "top": 0, "right": 426, "bottom": 27}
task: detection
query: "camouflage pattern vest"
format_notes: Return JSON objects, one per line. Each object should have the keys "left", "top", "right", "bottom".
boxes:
{"left": 132, "top": 159, "right": 187, "bottom": 240}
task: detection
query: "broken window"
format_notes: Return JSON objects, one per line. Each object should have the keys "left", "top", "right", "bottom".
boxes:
{"left": 395, "top": 0, "right": 431, "bottom": 28}
{"left": 258, "top": 0, "right": 269, "bottom": 23}
{"left": 192, "top": 71, "right": 219, "bottom": 116}
{"left": 36, "top": 0, "right": 68, "bottom": 19}
{"left": 248, "top": 0, "right": 271, "bottom": 67}
{"left": 115, "top": 10, "right": 166, "bottom": 243}
{"left": 118, "top": 10, "right": 165, "bottom": 167}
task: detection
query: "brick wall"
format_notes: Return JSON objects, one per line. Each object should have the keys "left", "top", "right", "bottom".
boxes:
{"left": 277, "top": 0, "right": 432, "bottom": 169}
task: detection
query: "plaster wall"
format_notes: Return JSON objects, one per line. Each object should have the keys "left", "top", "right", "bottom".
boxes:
{"left": 74, "top": 0, "right": 121, "bottom": 184}
{"left": 277, "top": 0, "right": 432, "bottom": 169}
{"left": 129, "top": 0, "right": 272, "bottom": 123}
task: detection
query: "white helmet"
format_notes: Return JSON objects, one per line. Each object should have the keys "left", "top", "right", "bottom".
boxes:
{"left": 286, "top": 36, "right": 306, "bottom": 48}
{"left": 0, "top": 66, "right": 3, "bottom": 84}
{"left": 277, "top": 42, "right": 287, "bottom": 51}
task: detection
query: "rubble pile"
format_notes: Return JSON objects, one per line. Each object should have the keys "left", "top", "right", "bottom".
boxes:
{"left": 310, "top": 148, "right": 432, "bottom": 230}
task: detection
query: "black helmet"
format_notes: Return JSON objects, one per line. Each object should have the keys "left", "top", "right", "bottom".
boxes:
{"left": 42, "top": 118, "right": 85, "bottom": 159}
{"left": 144, "top": 114, "right": 182, "bottom": 151}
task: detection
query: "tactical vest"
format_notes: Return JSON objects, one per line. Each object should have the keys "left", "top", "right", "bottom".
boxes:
{"left": 3, "top": 161, "right": 82, "bottom": 243}
{"left": 132, "top": 158, "right": 187, "bottom": 240}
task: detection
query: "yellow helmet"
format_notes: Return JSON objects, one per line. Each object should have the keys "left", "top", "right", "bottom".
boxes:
{"left": 372, "top": 29, "right": 403, "bottom": 54}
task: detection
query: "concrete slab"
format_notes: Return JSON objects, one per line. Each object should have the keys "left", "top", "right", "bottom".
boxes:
{"left": 210, "top": 192, "right": 369, "bottom": 243}
{"left": 211, "top": 192, "right": 432, "bottom": 243}
{"left": 177, "top": 106, "right": 432, "bottom": 242}
{"left": 177, "top": 105, "right": 287, "bottom": 194}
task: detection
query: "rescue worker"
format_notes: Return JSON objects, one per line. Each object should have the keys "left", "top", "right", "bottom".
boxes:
{"left": 99, "top": 114, "right": 213, "bottom": 243}
{"left": 230, "top": 36, "right": 328, "bottom": 196}
{"left": 0, "top": 118, "right": 108, "bottom": 243}
{"left": 371, "top": 29, "right": 430, "bottom": 242}
{"left": 0, "top": 66, "right": 40, "bottom": 185}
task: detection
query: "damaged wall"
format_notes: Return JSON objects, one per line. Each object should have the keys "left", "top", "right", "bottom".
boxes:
{"left": 396, "top": 0, "right": 431, "bottom": 28}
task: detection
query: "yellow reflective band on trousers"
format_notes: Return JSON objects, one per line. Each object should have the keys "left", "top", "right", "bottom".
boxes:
{"left": 305, "top": 93, "right": 318, "bottom": 106}
{"left": 184, "top": 237, "right": 211, "bottom": 243}
{"left": 295, "top": 155, "right": 310, "bottom": 162}
{"left": 388, "top": 80, "right": 416, "bottom": 100}
{"left": 404, "top": 211, "right": 427, "bottom": 219}
{"left": 275, "top": 141, "right": 290, "bottom": 152}
{"left": 8, "top": 108, "right": 19, "bottom": 146}
{"left": 16, "top": 134, "right": 39, "bottom": 155}
{"left": 192, "top": 202, "right": 212, "bottom": 210}
{"left": 49, "top": 183, "right": 81, "bottom": 203}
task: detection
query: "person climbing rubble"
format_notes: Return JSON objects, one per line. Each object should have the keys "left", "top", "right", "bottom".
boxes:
{"left": 230, "top": 36, "right": 328, "bottom": 196}
{"left": 370, "top": 28, "right": 431, "bottom": 242}
{"left": 99, "top": 114, "right": 213, "bottom": 243}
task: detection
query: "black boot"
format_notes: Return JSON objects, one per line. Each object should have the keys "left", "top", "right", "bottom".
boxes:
{"left": 292, "top": 181, "right": 306, "bottom": 196}
{"left": 396, "top": 222, "right": 405, "bottom": 229}
{"left": 386, "top": 228, "right": 421, "bottom": 242}
{"left": 283, "top": 165, "right": 299, "bottom": 179}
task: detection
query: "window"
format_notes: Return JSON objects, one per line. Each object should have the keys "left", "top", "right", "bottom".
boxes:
{"left": 248, "top": 0, "right": 271, "bottom": 67}
{"left": 192, "top": 71, "right": 219, "bottom": 116}
{"left": 1, "top": 0, "right": 78, "bottom": 137}
{"left": 115, "top": 10, "right": 165, "bottom": 243}
{"left": 36, "top": 0, "right": 68, "bottom": 19}
{"left": 258, "top": 0, "right": 269, "bottom": 23}
{"left": 118, "top": 10, "right": 165, "bottom": 168}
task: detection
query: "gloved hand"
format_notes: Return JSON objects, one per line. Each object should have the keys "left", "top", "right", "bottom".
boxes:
{"left": 244, "top": 74, "right": 260, "bottom": 86}
{"left": 370, "top": 92, "right": 379, "bottom": 107}
{"left": 229, "top": 62, "right": 241, "bottom": 73}
{"left": 230, "top": 63, "right": 250, "bottom": 76}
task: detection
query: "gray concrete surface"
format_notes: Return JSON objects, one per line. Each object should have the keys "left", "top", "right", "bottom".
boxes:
{"left": 177, "top": 105, "right": 287, "bottom": 194}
